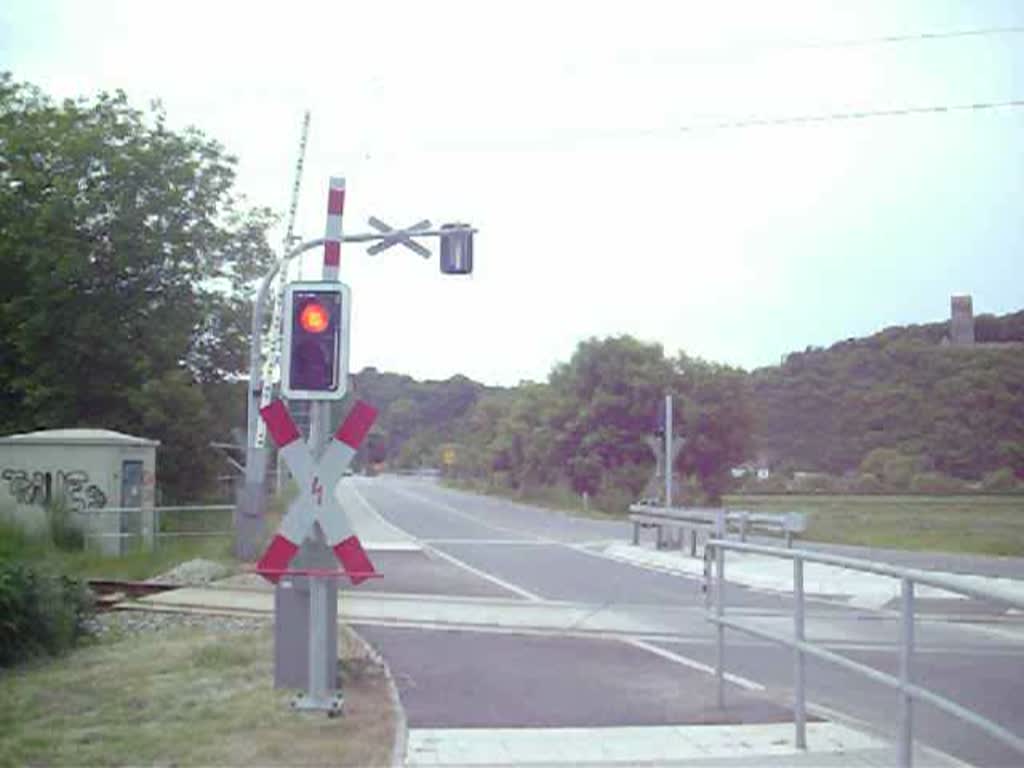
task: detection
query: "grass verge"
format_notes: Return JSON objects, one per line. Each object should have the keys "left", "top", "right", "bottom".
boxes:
{"left": 726, "top": 494, "right": 1024, "bottom": 557}
{"left": 441, "top": 479, "right": 1024, "bottom": 557}
{"left": 0, "top": 622, "right": 395, "bottom": 767}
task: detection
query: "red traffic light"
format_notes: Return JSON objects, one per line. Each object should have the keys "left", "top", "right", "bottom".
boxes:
{"left": 299, "top": 302, "right": 330, "bottom": 334}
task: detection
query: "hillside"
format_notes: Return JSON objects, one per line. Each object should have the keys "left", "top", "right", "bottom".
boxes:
{"left": 353, "top": 309, "right": 1024, "bottom": 491}
{"left": 349, "top": 368, "right": 493, "bottom": 467}
{"left": 749, "top": 310, "right": 1024, "bottom": 480}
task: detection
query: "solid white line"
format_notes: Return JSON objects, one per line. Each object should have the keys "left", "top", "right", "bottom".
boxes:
{"left": 346, "top": 481, "right": 426, "bottom": 544}
{"left": 349, "top": 617, "right": 689, "bottom": 642}
{"left": 423, "top": 538, "right": 558, "bottom": 546}
{"left": 388, "top": 484, "right": 550, "bottom": 542}
{"left": 424, "top": 543, "right": 546, "bottom": 603}
{"left": 352, "top": 482, "right": 546, "bottom": 603}
{"left": 624, "top": 637, "right": 766, "bottom": 692}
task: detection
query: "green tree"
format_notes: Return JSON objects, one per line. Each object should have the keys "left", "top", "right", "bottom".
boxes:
{"left": 675, "top": 355, "right": 753, "bottom": 504}
{"left": 0, "top": 75, "right": 275, "bottom": 500}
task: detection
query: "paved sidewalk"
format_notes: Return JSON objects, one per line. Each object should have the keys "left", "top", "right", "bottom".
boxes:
{"left": 126, "top": 583, "right": 968, "bottom": 767}
{"left": 406, "top": 722, "right": 960, "bottom": 767}
{"left": 601, "top": 542, "right": 1024, "bottom": 610}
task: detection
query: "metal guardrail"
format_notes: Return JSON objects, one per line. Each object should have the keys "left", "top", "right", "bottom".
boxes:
{"left": 705, "top": 538, "right": 1024, "bottom": 767}
{"left": 629, "top": 504, "right": 806, "bottom": 549}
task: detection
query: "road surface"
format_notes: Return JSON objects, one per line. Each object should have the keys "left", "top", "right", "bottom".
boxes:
{"left": 341, "top": 475, "right": 1024, "bottom": 767}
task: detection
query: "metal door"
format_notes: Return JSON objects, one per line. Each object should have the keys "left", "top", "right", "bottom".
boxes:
{"left": 120, "top": 460, "right": 144, "bottom": 549}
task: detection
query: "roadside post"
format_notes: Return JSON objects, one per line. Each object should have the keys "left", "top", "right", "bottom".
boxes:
{"left": 239, "top": 173, "right": 477, "bottom": 712}
{"left": 664, "top": 395, "right": 673, "bottom": 510}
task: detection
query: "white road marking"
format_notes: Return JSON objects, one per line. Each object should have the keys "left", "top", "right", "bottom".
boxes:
{"left": 421, "top": 543, "right": 546, "bottom": 603}
{"left": 625, "top": 637, "right": 766, "bottom": 691}
{"left": 345, "top": 481, "right": 425, "bottom": 546}
{"left": 352, "top": 482, "right": 546, "bottom": 603}
{"left": 423, "top": 538, "right": 559, "bottom": 545}
{"left": 387, "top": 484, "right": 552, "bottom": 542}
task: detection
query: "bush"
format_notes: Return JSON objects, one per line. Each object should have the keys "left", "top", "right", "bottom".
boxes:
{"left": 0, "top": 559, "right": 95, "bottom": 667}
{"left": 45, "top": 500, "right": 84, "bottom": 552}
{"left": 910, "top": 472, "right": 963, "bottom": 494}
{"left": 982, "top": 468, "right": 1020, "bottom": 493}
{"left": 850, "top": 474, "right": 885, "bottom": 494}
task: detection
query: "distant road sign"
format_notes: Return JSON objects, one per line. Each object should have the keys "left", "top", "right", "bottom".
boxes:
{"left": 442, "top": 447, "right": 457, "bottom": 466}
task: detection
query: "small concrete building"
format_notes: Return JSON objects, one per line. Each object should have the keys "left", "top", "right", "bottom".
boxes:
{"left": 0, "top": 428, "right": 159, "bottom": 555}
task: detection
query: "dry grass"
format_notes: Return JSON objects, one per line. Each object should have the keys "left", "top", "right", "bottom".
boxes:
{"left": 0, "top": 622, "right": 396, "bottom": 767}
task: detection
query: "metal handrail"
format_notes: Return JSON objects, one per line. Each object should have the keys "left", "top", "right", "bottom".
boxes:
{"left": 709, "top": 540, "right": 1024, "bottom": 608}
{"left": 705, "top": 537, "right": 1024, "bottom": 767}
{"left": 629, "top": 504, "right": 806, "bottom": 548}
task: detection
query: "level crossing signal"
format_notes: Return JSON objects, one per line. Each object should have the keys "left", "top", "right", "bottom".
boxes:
{"left": 281, "top": 281, "right": 351, "bottom": 400}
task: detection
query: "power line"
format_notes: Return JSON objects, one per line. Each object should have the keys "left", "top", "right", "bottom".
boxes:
{"left": 669, "top": 97, "right": 1024, "bottom": 135}
{"left": 753, "top": 24, "right": 1024, "bottom": 52}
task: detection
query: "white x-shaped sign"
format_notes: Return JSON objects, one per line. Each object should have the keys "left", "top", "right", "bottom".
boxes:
{"left": 256, "top": 398, "right": 378, "bottom": 584}
{"left": 366, "top": 216, "right": 432, "bottom": 258}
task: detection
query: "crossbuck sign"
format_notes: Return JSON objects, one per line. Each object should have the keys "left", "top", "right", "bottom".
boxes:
{"left": 256, "top": 398, "right": 377, "bottom": 584}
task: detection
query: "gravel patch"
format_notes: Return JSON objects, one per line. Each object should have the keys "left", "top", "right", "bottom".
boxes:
{"left": 146, "top": 558, "right": 231, "bottom": 586}
{"left": 86, "top": 609, "right": 268, "bottom": 639}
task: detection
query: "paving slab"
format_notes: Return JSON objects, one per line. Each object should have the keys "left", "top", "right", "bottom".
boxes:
{"left": 405, "top": 722, "right": 956, "bottom": 767}
{"left": 135, "top": 586, "right": 715, "bottom": 638}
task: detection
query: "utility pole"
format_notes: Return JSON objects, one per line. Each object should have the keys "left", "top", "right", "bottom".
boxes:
{"left": 664, "top": 394, "right": 673, "bottom": 509}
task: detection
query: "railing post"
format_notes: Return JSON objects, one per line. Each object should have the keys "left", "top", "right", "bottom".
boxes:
{"left": 153, "top": 506, "right": 161, "bottom": 552}
{"left": 899, "top": 577, "right": 915, "bottom": 768}
{"left": 794, "top": 558, "right": 807, "bottom": 749}
{"left": 715, "top": 534, "right": 726, "bottom": 709}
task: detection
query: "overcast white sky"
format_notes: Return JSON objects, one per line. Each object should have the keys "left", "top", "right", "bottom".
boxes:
{"left": 2, "top": 1, "right": 1022, "bottom": 385}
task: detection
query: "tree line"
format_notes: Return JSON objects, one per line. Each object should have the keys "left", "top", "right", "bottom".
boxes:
{"left": 355, "top": 315, "right": 1024, "bottom": 504}
{"left": 0, "top": 74, "right": 271, "bottom": 501}
{"left": 3, "top": 74, "right": 1020, "bottom": 507}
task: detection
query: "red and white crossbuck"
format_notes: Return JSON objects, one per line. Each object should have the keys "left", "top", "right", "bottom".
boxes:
{"left": 256, "top": 397, "right": 377, "bottom": 584}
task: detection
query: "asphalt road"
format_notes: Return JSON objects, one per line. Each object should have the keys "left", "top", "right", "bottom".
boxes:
{"left": 349, "top": 475, "right": 1024, "bottom": 767}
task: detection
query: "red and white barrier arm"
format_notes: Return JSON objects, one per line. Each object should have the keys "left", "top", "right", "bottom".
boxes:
{"left": 323, "top": 176, "right": 344, "bottom": 281}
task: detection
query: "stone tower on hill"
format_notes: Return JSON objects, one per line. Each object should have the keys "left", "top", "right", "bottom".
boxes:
{"left": 950, "top": 295, "right": 975, "bottom": 346}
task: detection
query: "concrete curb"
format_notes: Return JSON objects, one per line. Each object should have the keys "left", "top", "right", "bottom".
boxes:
{"left": 349, "top": 627, "right": 409, "bottom": 768}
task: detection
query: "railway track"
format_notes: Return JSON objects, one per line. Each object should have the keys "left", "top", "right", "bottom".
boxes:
{"left": 87, "top": 579, "right": 182, "bottom": 610}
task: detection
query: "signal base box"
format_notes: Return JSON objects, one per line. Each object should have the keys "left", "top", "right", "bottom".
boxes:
{"left": 281, "top": 281, "right": 351, "bottom": 401}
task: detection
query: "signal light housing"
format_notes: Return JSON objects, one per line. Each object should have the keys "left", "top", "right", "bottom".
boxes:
{"left": 281, "top": 281, "right": 351, "bottom": 400}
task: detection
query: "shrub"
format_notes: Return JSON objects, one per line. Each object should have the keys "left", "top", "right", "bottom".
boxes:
{"left": 0, "top": 559, "right": 95, "bottom": 667}
{"left": 850, "top": 473, "right": 884, "bottom": 494}
{"left": 981, "top": 468, "right": 1020, "bottom": 493}
{"left": 910, "top": 472, "right": 963, "bottom": 495}
{"left": 45, "top": 499, "right": 85, "bottom": 552}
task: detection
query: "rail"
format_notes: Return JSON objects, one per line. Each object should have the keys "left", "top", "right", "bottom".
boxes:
{"left": 705, "top": 538, "right": 1024, "bottom": 767}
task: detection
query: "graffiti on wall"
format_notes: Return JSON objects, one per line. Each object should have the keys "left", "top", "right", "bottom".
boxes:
{"left": 0, "top": 468, "right": 108, "bottom": 511}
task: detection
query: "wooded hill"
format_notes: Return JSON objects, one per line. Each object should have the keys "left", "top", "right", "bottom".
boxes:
{"left": 749, "top": 310, "right": 1024, "bottom": 481}
{"left": 357, "top": 309, "right": 1024, "bottom": 496}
